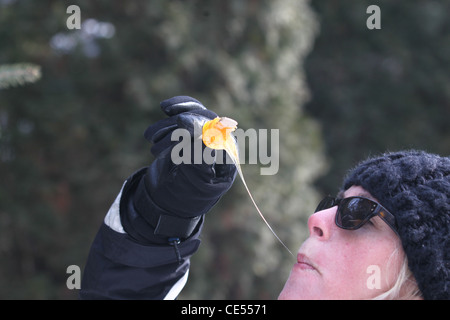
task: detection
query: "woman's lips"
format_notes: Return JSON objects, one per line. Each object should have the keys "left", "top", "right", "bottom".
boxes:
{"left": 295, "top": 253, "right": 320, "bottom": 273}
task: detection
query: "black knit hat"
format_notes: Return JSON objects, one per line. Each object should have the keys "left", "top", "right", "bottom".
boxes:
{"left": 342, "top": 150, "right": 450, "bottom": 300}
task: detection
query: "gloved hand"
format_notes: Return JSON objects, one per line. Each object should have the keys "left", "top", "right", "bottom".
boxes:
{"left": 121, "top": 96, "right": 237, "bottom": 244}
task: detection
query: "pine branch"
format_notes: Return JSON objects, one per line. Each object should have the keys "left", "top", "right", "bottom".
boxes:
{"left": 0, "top": 63, "right": 42, "bottom": 89}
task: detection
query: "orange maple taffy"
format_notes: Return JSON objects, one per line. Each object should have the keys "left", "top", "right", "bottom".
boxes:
{"left": 202, "top": 117, "right": 237, "bottom": 149}
{"left": 201, "top": 116, "right": 294, "bottom": 258}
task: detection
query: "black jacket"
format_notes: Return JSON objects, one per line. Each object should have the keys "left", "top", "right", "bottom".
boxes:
{"left": 80, "top": 168, "right": 203, "bottom": 299}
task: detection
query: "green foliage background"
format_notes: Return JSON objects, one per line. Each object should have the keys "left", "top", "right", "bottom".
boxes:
{"left": 0, "top": 0, "right": 448, "bottom": 299}
{"left": 305, "top": 1, "right": 450, "bottom": 196}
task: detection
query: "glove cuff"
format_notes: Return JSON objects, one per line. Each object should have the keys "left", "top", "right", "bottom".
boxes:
{"left": 133, "top": 177, "right": 202, "bottom": 239}
{"left": 119, "top": 168, "right": 204, "bottom": 244}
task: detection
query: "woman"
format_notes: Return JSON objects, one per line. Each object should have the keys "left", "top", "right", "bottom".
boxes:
{"left": 81, "top": 96, "right": 449, "bottom": 300}
{"left": 280, "top": 150, "right": 449, "bottom": 299}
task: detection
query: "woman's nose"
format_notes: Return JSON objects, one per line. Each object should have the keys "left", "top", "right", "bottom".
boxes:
{"left": 307, "top": 207, "right": 336, "bottom": 240}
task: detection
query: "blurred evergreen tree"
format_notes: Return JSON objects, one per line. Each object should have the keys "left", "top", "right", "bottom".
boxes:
{"left": 0, "top": 0, "right": 324, "bottom": 299}
{"left": 305, "top": 0, "right": 450, "bottom": 195}
{"left": 3, "top": 0, "right": 448, "bottom": 301}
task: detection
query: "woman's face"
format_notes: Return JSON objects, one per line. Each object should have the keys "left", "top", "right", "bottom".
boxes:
{"left": 278, "top": 185, "right": 402, "bottom": 299}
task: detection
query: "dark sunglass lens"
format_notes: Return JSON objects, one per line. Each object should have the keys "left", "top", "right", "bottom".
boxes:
{"left": 314, "top": 196, "right": 336, "bottom": 213}
{"left": 336, "top": 197, "right": 374, "bottom": 229}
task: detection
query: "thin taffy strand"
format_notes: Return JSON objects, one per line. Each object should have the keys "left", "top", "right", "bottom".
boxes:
{"left": 202, "top": 117, "right": 294, "bottom": 258}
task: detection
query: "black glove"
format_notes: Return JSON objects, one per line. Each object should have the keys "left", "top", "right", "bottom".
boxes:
{"left": 121, "top": 96, "right": 237, "bottom": 245}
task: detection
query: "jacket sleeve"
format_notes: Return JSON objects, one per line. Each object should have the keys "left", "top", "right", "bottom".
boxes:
{"left": 79, "top": 168, "right": 203, "bottom": 300}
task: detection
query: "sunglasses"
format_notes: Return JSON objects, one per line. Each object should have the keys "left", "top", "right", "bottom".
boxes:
{"left": 314, "top": 196, "right": 399, "bottom": 236}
